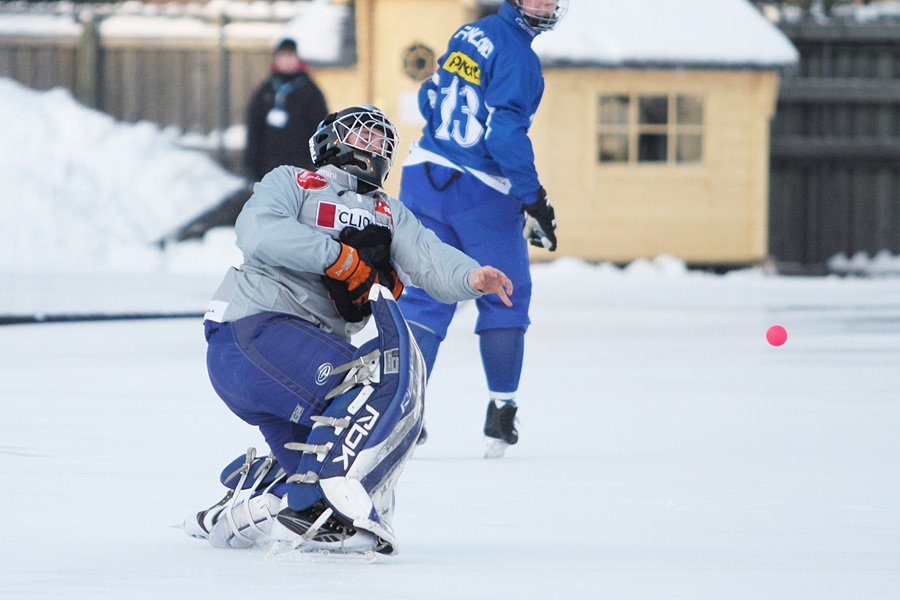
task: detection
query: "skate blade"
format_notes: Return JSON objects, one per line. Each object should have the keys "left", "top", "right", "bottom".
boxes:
{"left": 266, "top": 541, "right": 376, "bottom": 564}
{"left": 483, "top": 436, "right": 510, "bottom": 459}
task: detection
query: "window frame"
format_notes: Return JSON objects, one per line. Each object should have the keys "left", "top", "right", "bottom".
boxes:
{"left": 597, "top": 92, "right": 706, "bottom": 166}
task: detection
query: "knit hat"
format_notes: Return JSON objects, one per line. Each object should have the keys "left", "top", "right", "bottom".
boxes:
{"left": 274, "top": 39, "right": 298, "bottom": 54}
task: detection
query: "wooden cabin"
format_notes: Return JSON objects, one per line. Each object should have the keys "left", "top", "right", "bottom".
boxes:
{"left": 320, "top": 0, "right": 798, "bottom": 264}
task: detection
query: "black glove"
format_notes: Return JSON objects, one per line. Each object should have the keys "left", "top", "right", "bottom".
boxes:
{"left": 339, "top": 224, "right": 404, "bottom": 300}
{"left": 322, "top": 225, "right": 403, "bottom": 322}
{"left": 339, "top": 223, "right": 393, "bottom": 252}
{"left": 522, "top": 187, "right": 557, "bottom": 252}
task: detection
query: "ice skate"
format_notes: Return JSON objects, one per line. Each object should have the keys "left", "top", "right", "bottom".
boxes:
{"left": 483, "top": 399, "right": 519, "bottom": 459}
{"left": 207, "top": 492, "right": 282, "bottom": 549}
{"left": 267, "top": 501, "right": 382, "bottom": 562}
{"left": 183, "top": 448, "right": 286, "bottom": 547}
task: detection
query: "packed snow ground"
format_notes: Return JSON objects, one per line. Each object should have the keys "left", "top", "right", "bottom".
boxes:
{"left": 1, "top": 260, "right": 899, "bottom": 599}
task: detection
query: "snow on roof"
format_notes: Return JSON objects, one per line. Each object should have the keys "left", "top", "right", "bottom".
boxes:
{"left": 0, "top": 12, "right": 81, "bottom": 37}
{"left": 829, "top": 0, "right": 900, "bottom": 21}
{"left": 1, "top": 0, "right": 796, "bottom": 68}
{"left": 99, "top": 15, "right": 219, "bottom": 39}
{"left": 760, "top": 0, "right": 900, "bottom": 24}
{"left": 0, "top": 0, "right": 350, "bottom": 61}
{"left": 531, "top": 0, "right": 799, "bottom": 70}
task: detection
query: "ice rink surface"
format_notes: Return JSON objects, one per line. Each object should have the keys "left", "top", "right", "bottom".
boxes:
{"left": 1, "top": 259, "right": 898, "bottom": 599}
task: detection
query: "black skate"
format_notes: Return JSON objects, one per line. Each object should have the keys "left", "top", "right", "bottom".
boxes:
{"left": 276, "top": 501, "right": 355, "bottom": 543}
{"left": 270, "top": 501, "right": 382, "bottom": 560}
{"left": 483, "top": 399, "right": 518, "bottom": 458}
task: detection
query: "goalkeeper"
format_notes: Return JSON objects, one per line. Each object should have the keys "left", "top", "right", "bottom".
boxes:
{"left": 187, "top": 105, "right": 511, "bottom": 555}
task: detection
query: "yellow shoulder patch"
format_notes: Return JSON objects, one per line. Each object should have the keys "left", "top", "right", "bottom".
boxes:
{"left": 442, "top": 51, "right": 481, "bottom": 86}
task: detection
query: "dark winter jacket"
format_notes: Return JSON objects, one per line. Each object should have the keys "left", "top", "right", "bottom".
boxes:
{"left": 244, "top": 71, "right": 328, "bottom": 181}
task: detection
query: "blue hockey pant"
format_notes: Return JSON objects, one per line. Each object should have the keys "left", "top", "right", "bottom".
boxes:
{"left": 397, "top": 163, "right": 531, "bottom": 393}
{"left": 397, "top": 163, "right": 532, "bottom": 337}
{"left": 204, "top": 312, "right": 355, "bottom": 476}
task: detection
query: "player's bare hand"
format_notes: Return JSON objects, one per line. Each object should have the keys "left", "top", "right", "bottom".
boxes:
{"left": 469, "top": 266, "right": 513, "bottom": 307}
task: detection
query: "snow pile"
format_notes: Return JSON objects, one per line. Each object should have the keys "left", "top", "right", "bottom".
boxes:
{"left": 0, "top": 77, "right": 244, "bottom": 273}
{"left": 827, "top": 250, "right": 900, "bottom": 276}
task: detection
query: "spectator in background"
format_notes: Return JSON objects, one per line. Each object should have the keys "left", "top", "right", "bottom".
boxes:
{"left": 244, "top": 38, "right": 328, "bottom": 181}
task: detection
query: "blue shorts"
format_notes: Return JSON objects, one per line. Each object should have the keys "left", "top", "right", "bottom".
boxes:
{"left": 205, "top": 312, "right": 355, "bottom": 474}
{"left": 397, "top": 163, "right": 532, "bottom": 339}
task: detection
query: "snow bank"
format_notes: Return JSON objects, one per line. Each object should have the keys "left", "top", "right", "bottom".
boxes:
{"left": 0, "top": 77, "right": 244, "bottom": 273}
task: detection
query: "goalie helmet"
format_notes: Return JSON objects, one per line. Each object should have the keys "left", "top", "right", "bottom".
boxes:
{"left": 309, "top": 105, "right": 400, "bottom": 193}
{"left": 507, "top": 0, "right": 568, "bottom": 32}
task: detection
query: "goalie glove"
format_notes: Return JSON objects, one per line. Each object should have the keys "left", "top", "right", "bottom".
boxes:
{"left": 322, "top": 226, "right": 403, "bottom": 323}
{"left": 338, "top": 224, "right": 404, "bottom": 301}
{"left": 522, "top": 187, "right": 557, "bottom": 252}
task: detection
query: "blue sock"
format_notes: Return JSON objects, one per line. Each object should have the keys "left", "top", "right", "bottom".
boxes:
{"left": 479, "top": 328, "right": 524, "bottom": 395}
{"left": 409, "top": 322, "right": 443, "bottom": 380}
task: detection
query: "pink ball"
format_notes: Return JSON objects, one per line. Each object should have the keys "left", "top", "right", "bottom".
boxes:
{"left": 766, "top": 325, "right": 788, "bottom": 347}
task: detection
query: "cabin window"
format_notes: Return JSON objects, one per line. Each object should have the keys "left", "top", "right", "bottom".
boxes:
{"left": 598, "top": 94, "right": 704, "bottom": 165}
{"left": 598, "top": 95, "right": 630, "bottom": 162}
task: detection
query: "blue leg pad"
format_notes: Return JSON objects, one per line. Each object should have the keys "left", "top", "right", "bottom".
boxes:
{"left": 285, "top": 287, "right": 426, "bottom": 555}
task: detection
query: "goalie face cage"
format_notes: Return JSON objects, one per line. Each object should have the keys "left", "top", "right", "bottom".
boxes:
{"left": 509, "top": 0, "right": 568, "bottom": 32}
{"left": 310, "top": 105, "right": 399, "bottom": 190}
{"left": 332, "top": 108, "right": 399, "bottom": 168}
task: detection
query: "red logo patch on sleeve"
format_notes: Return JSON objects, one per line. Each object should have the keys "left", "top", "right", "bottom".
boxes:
{"left": 297, "top": 171, "right": 329, "bottom": 190}
{"left": 374, "top": 199, "right": 393, "bottom": 223}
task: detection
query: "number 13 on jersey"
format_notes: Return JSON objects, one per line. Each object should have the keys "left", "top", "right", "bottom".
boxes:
{"left": 435, "top": 76, "right": 487, "bottom": 149}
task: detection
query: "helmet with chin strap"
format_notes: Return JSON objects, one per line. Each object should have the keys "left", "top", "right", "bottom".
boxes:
{"left": 506, "top": 0, "right": 568, "bottom": 32}
{"left": 309, "top": 105, "right": 399, "bottom": 193}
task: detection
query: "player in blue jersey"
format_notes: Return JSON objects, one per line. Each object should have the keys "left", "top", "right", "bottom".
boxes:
{"left": 397, "top": 0, "right": 568, "bottom": 458}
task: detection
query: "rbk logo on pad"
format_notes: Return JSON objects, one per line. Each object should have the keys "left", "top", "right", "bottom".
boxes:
{"left": 332, "top": 403, "right": 381, "bottom": 471}
{"left": 316, "top": 201, "right": 376, "bottom": 231}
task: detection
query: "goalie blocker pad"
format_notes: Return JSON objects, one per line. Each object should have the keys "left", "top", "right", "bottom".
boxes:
{"left": 286, "top": 285, "right": 425, "bottom": 555}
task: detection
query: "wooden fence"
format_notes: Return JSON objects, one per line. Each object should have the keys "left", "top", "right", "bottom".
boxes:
{"left": 0, "top": 11, "right": 317, "bottom": 170}
{"left": 770, "top": 21, "right": 900, "bottom": 268}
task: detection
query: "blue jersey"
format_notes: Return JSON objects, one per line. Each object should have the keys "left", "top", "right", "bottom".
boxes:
{"left": 416, "top": 2, "right": 545, "bottom": 200}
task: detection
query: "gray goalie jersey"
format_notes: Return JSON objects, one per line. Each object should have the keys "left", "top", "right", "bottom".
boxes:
{"left": 205, "top": 164, "right": 482, "bottom": 341}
